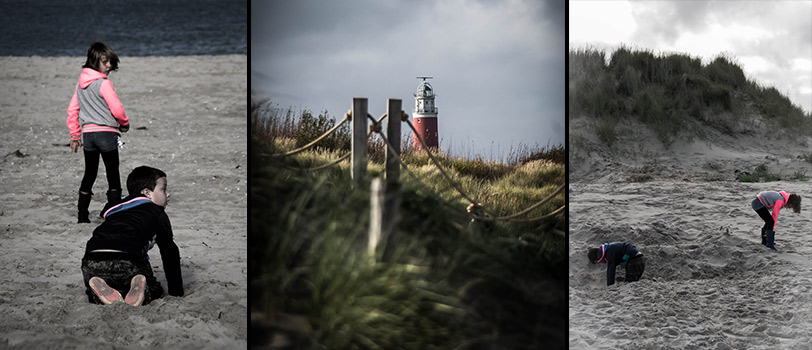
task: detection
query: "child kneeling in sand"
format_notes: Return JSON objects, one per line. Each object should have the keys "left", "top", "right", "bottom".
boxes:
{"left": 751, "top": 191, "right": 801, "bottom": 250}
{"left": 588, "top": 242, "right": 645, "bottom": 286}
{"left": 81, "top": 166, "right": 193, "bottom": 305}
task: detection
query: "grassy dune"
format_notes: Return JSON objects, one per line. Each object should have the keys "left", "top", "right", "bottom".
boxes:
{"left": 569, "top": 46, "right": 812, "bottom": 147}
{"left": 250, "top": 99, "right": 566, "bottom": 349}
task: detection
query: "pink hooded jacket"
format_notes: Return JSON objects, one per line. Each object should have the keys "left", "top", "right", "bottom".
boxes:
{"left": 67, "top": 68, "right": 129, "bottom": 141}
{"left": 758, "top": 190, "right": 791, "bottom": 229}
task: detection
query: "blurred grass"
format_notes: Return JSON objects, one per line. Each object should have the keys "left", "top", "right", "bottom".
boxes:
{"left": 251, "top": 98, "right": 567, "bottom": 349}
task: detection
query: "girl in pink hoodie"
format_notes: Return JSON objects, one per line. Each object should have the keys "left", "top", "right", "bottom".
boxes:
{"left": 751, "top": 191, "right": 801, "bottom": 250}
{"left": 67, "top": 42, "right": 130, "bottom": 223}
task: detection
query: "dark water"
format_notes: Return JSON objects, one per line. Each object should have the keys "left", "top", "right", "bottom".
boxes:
{"left": 0, "top": 0, "right": 246, "bottom": 56}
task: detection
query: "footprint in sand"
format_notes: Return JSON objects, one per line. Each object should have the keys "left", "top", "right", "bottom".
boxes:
{"left": 660, "top": 327, "right": 680, "bottom": 337}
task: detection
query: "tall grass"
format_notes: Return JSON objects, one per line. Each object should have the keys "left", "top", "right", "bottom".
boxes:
{"left": 570, "top": 46, "right": 812, "bottom": 145}
{"left": 251, "top": 97, "right": 567, "bottom": 349}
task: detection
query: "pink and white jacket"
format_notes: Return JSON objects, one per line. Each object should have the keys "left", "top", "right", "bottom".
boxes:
{"left": 757, "top": 191, "right": 791, "bottom": 229}
{"left": 67, "top": 68, "right": 129, "bottom": 141}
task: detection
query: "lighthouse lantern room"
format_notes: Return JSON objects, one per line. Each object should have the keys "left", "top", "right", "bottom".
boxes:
{"left": 412, "top": 76, "right": 438, "bottom": 151}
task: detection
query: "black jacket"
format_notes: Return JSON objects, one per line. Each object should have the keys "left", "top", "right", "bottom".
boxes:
{"left": 599, "top": 242, "right": 641, "bottom": 286}
{"left": 84, "top": 194, "right": 184, "bottom": 296}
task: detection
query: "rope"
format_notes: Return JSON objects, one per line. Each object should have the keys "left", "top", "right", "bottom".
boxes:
{"left": 266, "top": 113, "right": 350, "bottom": 158}
{"left": 257, "top": 152, "right": 350, "bottom": 172}
{"left": 262, "top": 107, "right": 565, "bottom": 223}
{"left": 370, "top": 111, "right": 443, "bottom": 185}
{"left": 491, "top": 184, "right": 565, "bottom": 221}
{"left": 259, "top": 111, "right": 384, "bottom": 172}
{"left": 404, "top": 119, "right": 480, "bottom": 206}
{"left": 375, "top": 125, "right": 423, "bottom": 182}
{"left": 383, "top": 118, "right": 565, "bottom": 223}
{"left": 367, "top": 113, "right": 388, "bottom": 135}
{"left": 300, "top": 153, "right": 351, "bottom": 171}
{"left": 502, "top": 204, "right": 566, "bottom": 223}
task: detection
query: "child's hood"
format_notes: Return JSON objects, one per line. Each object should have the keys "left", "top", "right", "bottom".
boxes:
{"left": 103, "top": 195, "right": 154, "bottom": 218}
{"left": 78, "top": 68, "right": 108, "bottom": 89}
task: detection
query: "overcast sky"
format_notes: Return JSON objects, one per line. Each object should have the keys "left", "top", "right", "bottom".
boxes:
{"left": 570, "top": 0, "right": 812, "bottom": 114}
{"left": 252, "top": 0, "right": 565, "bottom": 160}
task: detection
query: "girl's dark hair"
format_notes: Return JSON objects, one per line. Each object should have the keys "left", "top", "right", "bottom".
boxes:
{"left": 587, "top": 247, "right": 599, "bottom": 264}
{"left": 83, "top": 42, "right": 119, "bottom": 72}
{"left": 788, "top": 193, "right": 801, "bottom": 213}
{"left": 127, "top": 166, "right": 167, "bottom": 195}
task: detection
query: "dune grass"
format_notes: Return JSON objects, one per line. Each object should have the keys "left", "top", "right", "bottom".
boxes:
{"left": 250, "top": 99, "right": 567, "bottom": 349}
{"left": 570, "top": 46, "right": 812, "bottom": 146}
{"left": 736, "top": 164, "right": 783, "bottom": 183}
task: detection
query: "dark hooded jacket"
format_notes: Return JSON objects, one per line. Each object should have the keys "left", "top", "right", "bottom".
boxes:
{"left": 595, "top": 242, "right": 641, "bottom": 286}
{"left": 84, "top": 194, "right": 183, "bottom": 296}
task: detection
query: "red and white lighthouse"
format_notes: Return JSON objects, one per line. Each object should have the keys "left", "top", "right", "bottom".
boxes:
{"left": 412, "top": 76, "right": 438, "bottom": 151}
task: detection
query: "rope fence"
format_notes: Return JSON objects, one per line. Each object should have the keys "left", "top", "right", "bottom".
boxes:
{"left": 265, "top": 112, "right": 350, "bottom": 158}
{"left": 377, "top": 117, "right": 566, "bottom": 223}
{"left": 260, "top": 97, "right": 566, "bottom": 241}
{"left": 259, "top": 110, "right": 389, "bottom": 172}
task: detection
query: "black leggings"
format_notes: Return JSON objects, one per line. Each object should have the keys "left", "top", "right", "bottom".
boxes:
{"left": 755, "top": 207, "right": 774, "bottom": 231}
{"left": 80, "top": 149, "right": 121, "bottom": 193}
{"left": 625, "top": 256, "right": 645, "bottom": 282}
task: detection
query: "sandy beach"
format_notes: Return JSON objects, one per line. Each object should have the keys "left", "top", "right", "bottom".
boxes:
{"left": 0, "top": 55, "right": 247, "bottom": 348}
{"left": 568, "top": 115, "right": 812, "bottom": 349}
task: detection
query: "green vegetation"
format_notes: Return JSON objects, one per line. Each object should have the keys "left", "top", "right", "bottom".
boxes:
{"left": 251, "top": 99, "right": 350, "bottom": 152}
{"left": 737, "top": 172, "right": 781, "bottom": 183}
{"left": 570, "top": 46, "right": 812, "bottom": 146}
{"left": 736, "top": 164, "right": 782, "bottom": 183}
{"left": 251, "top": 99, "right": 567, "bottom": 349}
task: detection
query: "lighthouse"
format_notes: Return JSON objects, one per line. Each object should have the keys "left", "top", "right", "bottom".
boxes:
{"left": 412, "top": 76, "right": 439, "bottom": 151}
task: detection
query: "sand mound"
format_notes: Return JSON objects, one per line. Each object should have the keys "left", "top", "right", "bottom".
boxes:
{"left": 569, "top": 115, "right": 812, "bottom": 184}
{"left": 0, "top": 56, "right": 246, "bottom": 348}
{"left": 569, "top": 103, "right": 812, "bottom": 348}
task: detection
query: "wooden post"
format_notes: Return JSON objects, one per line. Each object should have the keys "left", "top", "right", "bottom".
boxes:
{"left": 351, "top": 97, "right": 368, "bottom": 186}
{"left": 381, "top": 99, "right": 402, "bottom": 262}
{"left": 368, "top": 178, "right": 383, "bottom": 257}
{"left": 384, "top": 99, "right": 401, "bottom": 186}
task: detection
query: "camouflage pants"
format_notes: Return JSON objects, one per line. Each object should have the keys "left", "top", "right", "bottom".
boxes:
{"left": 81, "top": 252, "right": 164, "bottom": 305}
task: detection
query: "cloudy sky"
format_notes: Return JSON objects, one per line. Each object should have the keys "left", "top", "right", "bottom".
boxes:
{"left": 252, "top": 0, "right": 565, "bottom": 160}
{"left": 570, "top": 0, "right": 812, "bottom": 114}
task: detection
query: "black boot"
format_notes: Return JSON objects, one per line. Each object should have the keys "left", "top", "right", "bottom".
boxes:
{"left": 78, "top": 191, "right": 92, "bottom": 223}
{"left": 99, "top": 189, "right": 122, "bottom": 218}
{"left": 765, "top": 230, "right": 776, "bottom": 251}
{"left": 761, "top": 228, "right": 767, "bottom": 246}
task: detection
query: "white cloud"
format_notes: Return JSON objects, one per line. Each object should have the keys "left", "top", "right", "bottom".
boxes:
{"left": 569, "top": 0, "right": 636, "bottom": 47}
{"left": 792, "top": 58, "right": 812, "bottom": 72}
{"left": 569, "top": 0, "right": 812, "bottom": 113}
{"left": 739, "top": 56, "right": 774, "bottom": 74}
{"left": 253, "top": 0, "right": 566, "bottom": 159}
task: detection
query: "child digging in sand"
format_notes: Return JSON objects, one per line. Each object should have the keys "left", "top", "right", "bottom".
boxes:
{"left": 588, "top": 242, "right": 645, "bottom": 286}
{"left": 751, "top": 191, "right": 801, "bottom": 250}
{"left": 81, "top": 166, "right": 193, "bottom": 305}
{"left": 67, "top": 42, "right": 130, "bottom": 223}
